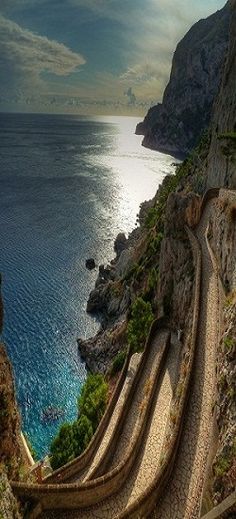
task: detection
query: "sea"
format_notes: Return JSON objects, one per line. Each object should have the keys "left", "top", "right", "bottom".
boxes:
{"left": 0, "top": 112, "right": 175, "bottom": 459}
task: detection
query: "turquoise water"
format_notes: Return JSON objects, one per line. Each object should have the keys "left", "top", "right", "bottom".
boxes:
{"left": 0, "top": 113, "right": 174, "bottom": 458}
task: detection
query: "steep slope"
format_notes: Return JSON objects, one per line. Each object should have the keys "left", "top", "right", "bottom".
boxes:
{"left": 206, "top": 0, "right": 236, "bottom": 188}
{"left": 0, "top": 284, "right": 23, "bottom": 517}
{"left": 136, "top": 2, "right": 230, "bottom": 157}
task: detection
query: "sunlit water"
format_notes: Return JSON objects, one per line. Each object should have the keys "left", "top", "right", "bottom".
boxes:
{"left": 0, "top": 113, "right": 175, "bottom": 458}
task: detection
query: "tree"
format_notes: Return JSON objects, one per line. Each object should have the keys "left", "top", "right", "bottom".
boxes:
{"left": 50, "top": 374, "right": 108, "bottom": 470}
{"left": 73, "top": 415, "right": 93, "bottom": 457}
{"left": 78, "top": 374, "right": 108, "bottom": 431}
{"left": 50, "top": 423, "right": 75, "bottom": 470}
{"left": 127, "top": 297, "right": 154, "bottom": 352}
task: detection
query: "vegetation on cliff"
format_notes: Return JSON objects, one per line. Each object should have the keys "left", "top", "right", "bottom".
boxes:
{"left": 127, "top": 297, "right": 154, "bottom": 353}
{"left": 50, "top": 374, "right": 108, "bottom": 470}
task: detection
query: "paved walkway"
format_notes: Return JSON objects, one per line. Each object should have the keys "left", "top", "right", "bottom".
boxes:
{"left": 41, "top": 331, "right": 180, "bottom": 518}
{"left": 152, "top": 200, "right": 221, "bottom": 518}
{"left": 68, "top": 352, "right": 142, "bottom": 483}
{"left": 18, "top": 197, "right": 223, "bottom": 519}
{"left": 93, "top": 330, "right": 169, "bottom": 477}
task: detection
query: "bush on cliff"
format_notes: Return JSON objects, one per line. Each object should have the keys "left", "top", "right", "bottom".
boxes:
{"left": 50, "top": 374, "right": 108, "bottom": 470}
{"left": 73, "top": 415, "right": 93, "bottom": 457}
{"left": 127, "top": 297, "right": 154, "bottom": 352}
{"left": 78, "top": 373, "right": 108, "bottom": 432}
{"left": 50, "top": 423, "right": 75, "bottom": 470}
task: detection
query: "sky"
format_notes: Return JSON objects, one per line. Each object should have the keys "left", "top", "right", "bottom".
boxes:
{"left": 0, "top": 0, "right": 226, "bottom": 115}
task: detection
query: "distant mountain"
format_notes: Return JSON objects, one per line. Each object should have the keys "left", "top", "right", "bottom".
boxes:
{"left": 136, "top": 2, "right": 230, "bottom": 157}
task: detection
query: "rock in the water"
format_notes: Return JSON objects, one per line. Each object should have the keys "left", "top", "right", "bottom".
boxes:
{"left": 86, "top": 258, "right": 96, "bottom": 270}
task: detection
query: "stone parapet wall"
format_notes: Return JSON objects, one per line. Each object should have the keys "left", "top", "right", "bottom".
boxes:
{"left": 201, "top": 491, "right": 236, "bottom": 519}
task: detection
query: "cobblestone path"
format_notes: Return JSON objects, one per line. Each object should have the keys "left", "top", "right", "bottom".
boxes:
{"left": 152, "top": 201, "right": 221, "bottom": 518}
{"left": 94, "top": 330, "right": 169, "bottom": 477}
{"left": 68, "top": 352, "right": 142, "bottom": 483}
{"left": 42, "top": 330, "right": 180, "bottom": 518}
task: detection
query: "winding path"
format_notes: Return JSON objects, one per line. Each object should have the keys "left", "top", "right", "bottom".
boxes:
{"left": 11, "top": 193, "right": 223, "bottom": 518}
{"left": 152, "top": 199, "right": 221, "bottom": 518}
{"left": 41, "top": 332, "right": 180, "bottom": 518}
{"left": 67, "top": 352, "right": 142, "bottom": 483}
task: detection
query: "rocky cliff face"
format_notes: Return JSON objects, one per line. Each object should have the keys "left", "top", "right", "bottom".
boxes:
{"left": 136, "top": 2, "right": 230, "bottom": 157}
{"left": 206, "top": 0, "right": 236, "bottom": 188}
{"left": 0, "top": 343, "right": 22, "bottom": 479}
{"left": 206, "top": 190, "right": 236, "bottom": 506}
{"left": 0, "top": 286, "right": 22, "bottom": 518}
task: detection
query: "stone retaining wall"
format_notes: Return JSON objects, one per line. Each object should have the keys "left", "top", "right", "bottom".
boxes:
{"left": 201, "top": 491, "right": 236, "bottom": 519}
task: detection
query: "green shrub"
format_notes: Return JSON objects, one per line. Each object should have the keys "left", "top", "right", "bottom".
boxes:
{"left": 110, "top": 351, "right": 127, "bottom": 376}
{"left": 214, "top": 454, "right": 231, "bottom": 478}
{"left": 73, "top": 415, "right": 93, "bottom": 457}
{"left": 50, "top": 423, "right": 75, "bottom": 470}
{"left": 78, "top": 374, "right": 108, "bottom": 432}
{"left": 127, "top": 297, "right": 154, "bottom": 353}
{"left": 223, "top": 336, "right": 234, "bottom": 353}
{"left": 50, "top": 374, "right": 108, "bottom": 470}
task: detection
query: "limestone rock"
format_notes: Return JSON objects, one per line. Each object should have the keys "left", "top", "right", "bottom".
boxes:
{"left": 206, "top": 0, "right": 236, "bottom": 188}
{"left": 0, "top": 343, "right": 22, "bottom": 479}
{"left": 136, "top": 3, "right": 230, "bottom": 157}
{"left": 165, "top": 192, "right": 201, "bottom": 233}
{"left": 78, "top": 320, "right": 127, "bottom": 374}
{"left": 114, "top": 233, "right": 127, "bottom": 258}
{"left": 0, "top": 469, "right": 22, "bottom": 519}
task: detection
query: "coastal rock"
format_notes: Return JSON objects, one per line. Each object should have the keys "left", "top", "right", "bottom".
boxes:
{"left": 86, "top": 258, "right": 96, "bottom": 270}
{"left": 86, "top": 285, "right": 108, "bottom": 314}
{"left": 136, "top": 3, "right": 230, "bottom": 156}
{"left": 114, "top": 233, "right": 127, "bottom": 258}
{"left": 78, "top": 320, "right": 127, "bottom": 374}
{"left": 87, "top": 278, "right": 131, "bottom": 326}
{"left": 0, "top": 274, "right": 3, "bottom": 333}
{"left": 0, "top": 343, "right": 22, "bottom": 479}
{"left": 114, "top": 248, "right": 134, "bottom": 279}
{"left": 0, "top": 469, "right": 21, "bottom": 519}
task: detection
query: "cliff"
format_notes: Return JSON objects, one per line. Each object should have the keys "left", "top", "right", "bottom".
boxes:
{"left": 136, "top": 2, "right": 230, "bottom": 157}
{"left": 0, "top": 286, "right": 22, "bottom": 517}
{"left": 79, "top": 4, "right": 236, "bottom": 509}
{"left": 206, "top": 0, "right": 236, "bottom": 188}
{"left": 1, "top": 2, "right": 236, "bottom": 515}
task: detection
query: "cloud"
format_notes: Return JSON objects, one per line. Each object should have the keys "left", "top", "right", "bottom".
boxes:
{"left": 0, "top": 0, "right": 49, "bottom": 11}
{"left": 0, "top": 0, "right": 225, "bottom": 114}
{"left": 0, "top": 15, "right": 85, "bottom": 98}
